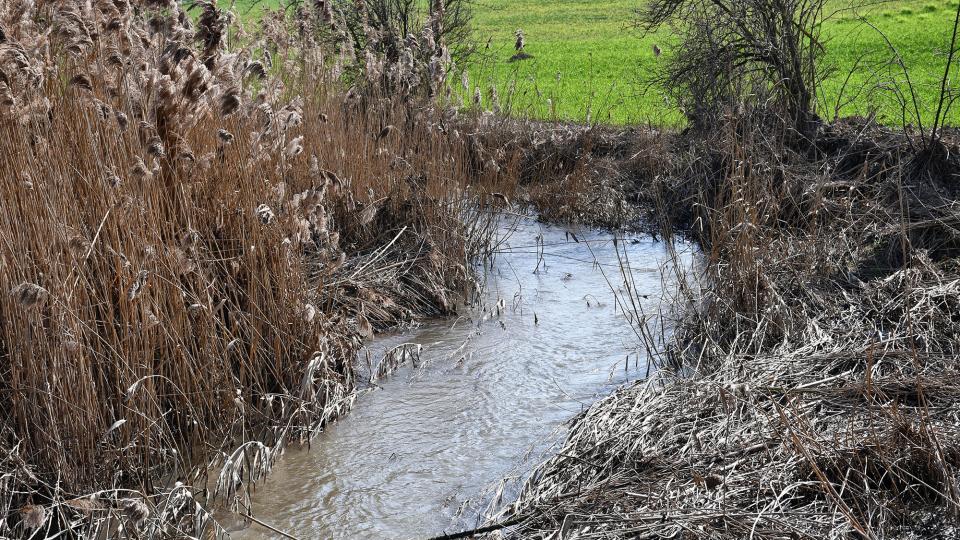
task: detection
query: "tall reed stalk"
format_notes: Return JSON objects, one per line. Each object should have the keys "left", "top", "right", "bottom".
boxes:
{"left": 0, "top": 0, "right": 528, "bottom": 536}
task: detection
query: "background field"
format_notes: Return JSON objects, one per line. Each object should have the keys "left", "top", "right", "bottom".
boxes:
{"left": 233, "top": 0, "right": 959, "bottom": 126}
{"left": 466, "top": 0, "right": 958, "bottom": 125}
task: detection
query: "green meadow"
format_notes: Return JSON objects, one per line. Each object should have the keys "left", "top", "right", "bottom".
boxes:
{"left": 467, "top": 0, "right": 959, "bottom": 125}
{"left": 233, "top": 0, "right": 959, "bottom": 126}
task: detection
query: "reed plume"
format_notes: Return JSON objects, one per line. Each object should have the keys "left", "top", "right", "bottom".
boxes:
{"left": 0, "top": 0, "right": 520, "bottom": 536}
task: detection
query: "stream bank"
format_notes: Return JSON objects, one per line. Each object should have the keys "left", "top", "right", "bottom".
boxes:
{"left": 482, "top": 119, "right": 960, "bottom": 539}
{"left": 231, "top": 217, "right": 692, "bottom": 538}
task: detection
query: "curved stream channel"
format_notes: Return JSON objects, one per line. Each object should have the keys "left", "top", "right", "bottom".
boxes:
{"left": 233, "top": 217, "right": 691, "bottom": 539}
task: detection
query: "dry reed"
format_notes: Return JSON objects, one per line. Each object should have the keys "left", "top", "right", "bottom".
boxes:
{"left": 0, "top": 0, "right": 541, "bottom": 536}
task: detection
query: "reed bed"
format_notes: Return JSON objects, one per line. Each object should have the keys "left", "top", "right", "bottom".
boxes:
{"left": 0, "top": 0, "right": 549, "bottom": 537}
{"left": 485, "top": 113, "right": 960, "bottom": 538}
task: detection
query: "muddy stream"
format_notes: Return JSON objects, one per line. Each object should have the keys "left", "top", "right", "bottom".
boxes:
{"left": 232, "top": 217, "right": 691, "bottom": 539}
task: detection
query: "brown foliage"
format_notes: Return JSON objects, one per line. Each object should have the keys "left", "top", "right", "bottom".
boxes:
{"left": 0, "top": 0, "right": 517, "bottom": 536}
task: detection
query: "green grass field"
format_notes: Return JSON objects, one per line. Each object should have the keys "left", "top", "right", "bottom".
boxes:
{"left": 232, "top": 0, "right": 959, "bottom": 126}
{"left": 467, "top": 0, "right": 959, "bottom": 125}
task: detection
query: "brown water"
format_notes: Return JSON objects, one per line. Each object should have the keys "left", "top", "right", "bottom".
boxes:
{"left": 231, "top": 217, "right": 690, "bottom": 539}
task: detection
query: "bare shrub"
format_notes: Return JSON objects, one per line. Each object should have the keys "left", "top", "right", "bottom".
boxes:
{"left": 639, "top": 0, "right": 827, "bottom": 138}
{"left": 343, "top": 0, "right": 473, "bottom": 60}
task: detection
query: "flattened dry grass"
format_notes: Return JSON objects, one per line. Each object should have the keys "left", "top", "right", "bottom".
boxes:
{"left": 485, "top": 113, "right": 960, "bottom": 538}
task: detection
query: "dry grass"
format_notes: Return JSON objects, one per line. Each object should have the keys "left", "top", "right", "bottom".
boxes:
{"left": 4, "top": 2, "right": 957, "bottom": 538}
{"left": 0, "top": 1, "right": 546, "bottom": 537}
{"left": 485, "top": 111, "right": 960, "bottom": 538}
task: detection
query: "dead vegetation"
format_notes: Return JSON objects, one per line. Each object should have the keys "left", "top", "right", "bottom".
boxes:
{"left": 482, "top": 103, "right": 960, "bottom": 538}
{"left": 2, "top": 0, "right": 958, "bottom": 538}
{"left": 477, "top": 0, "right": 960, "bottom": 534}
{"left": 0, "top": 0, "right": 546, "bottom": 537}
{"left": 463, "top": 57, "right": 960, "bottom": 540}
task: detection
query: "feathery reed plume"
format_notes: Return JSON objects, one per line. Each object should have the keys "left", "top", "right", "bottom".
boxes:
{"left": 19, "top": 504, "right": 46, "bottom": 530}
{"left": 285, "top": 135, "right": 304, "bottom": 158}
{"left": 10, "top": 283, "right": 48, "bottom": 309}
{"left": 69, "top": 74, "right": 93, "bottom": 91}
{"left": 376, "top": 124, "right": 396, "bottom": 141}
{"left": 0, "top": 1, "right": 520, "bottom": 536}
{"left": 256, "top": 204, "right": 276, "bottom": 224}
{"left": 220, "top": 90, "right": 240, "bottom": 115}
{"left": 196, "top": 1, "right": 226, "bottom": 62}
{"left": 357, "top": 203, "right": 378, "bottom": 225}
